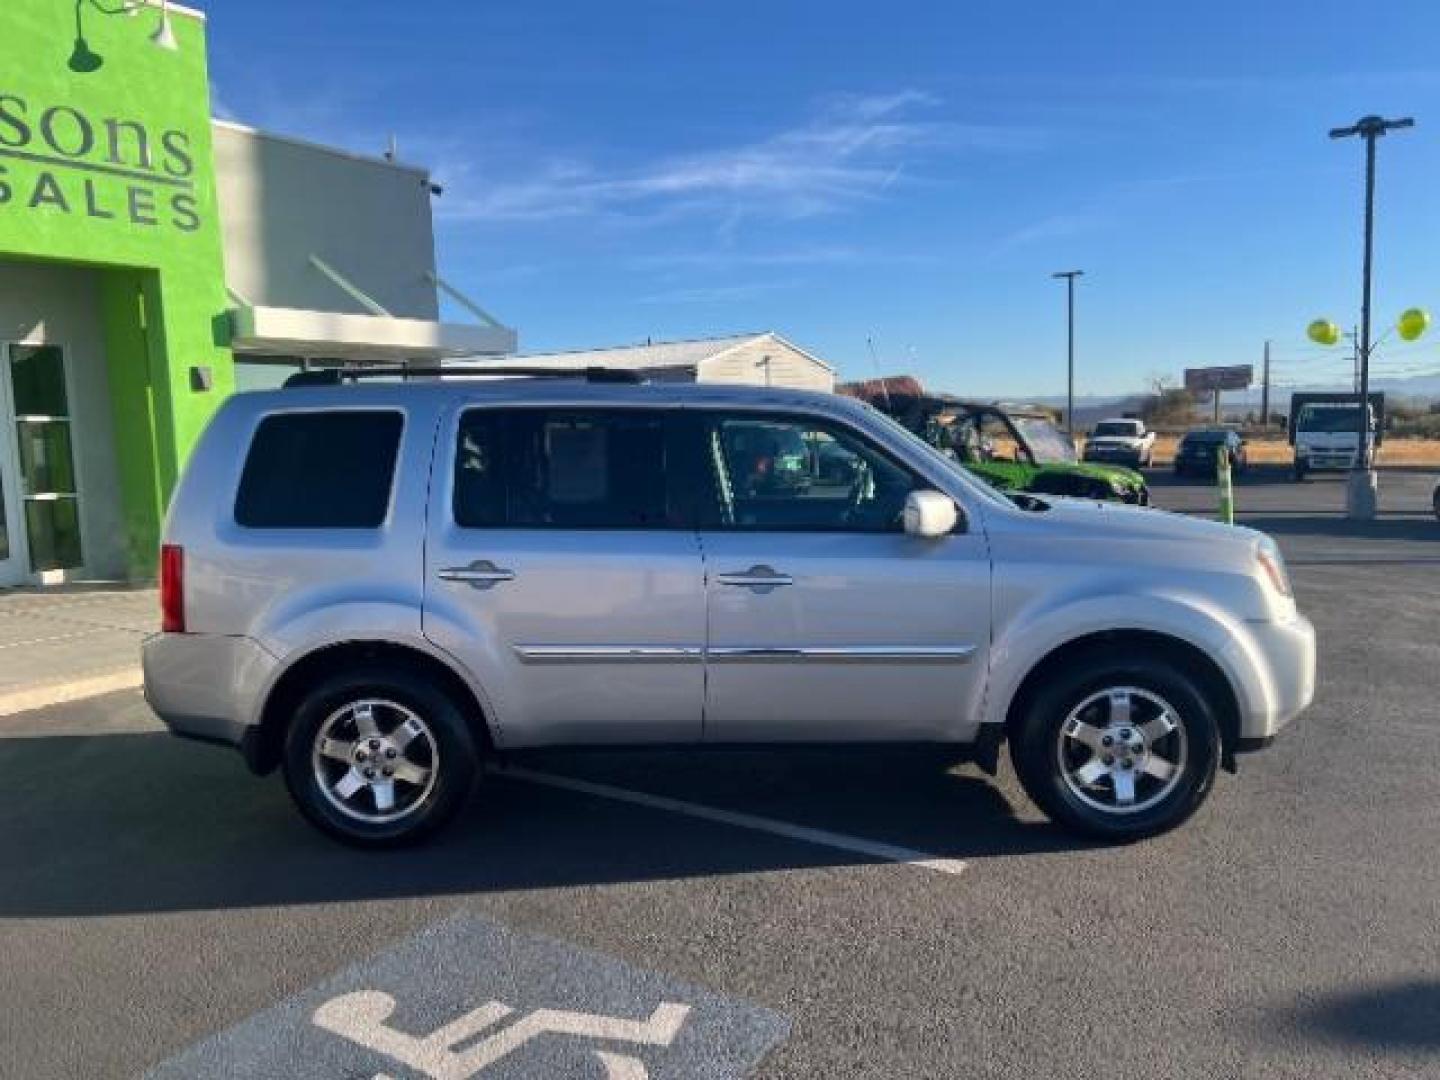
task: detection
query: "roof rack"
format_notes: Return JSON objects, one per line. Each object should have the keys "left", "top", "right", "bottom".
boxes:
{"left": 282, "top": 364, "right": 657, "bottom": 388}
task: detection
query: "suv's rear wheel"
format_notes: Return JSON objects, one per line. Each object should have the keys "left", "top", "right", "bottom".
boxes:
{"left": 1010, "top": 655, "right": 1220, "bottom": 840}
{"left": 282, "top": 667, "right": 478, "bottom": 847}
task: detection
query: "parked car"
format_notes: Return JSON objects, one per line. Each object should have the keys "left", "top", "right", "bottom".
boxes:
{"left": 1084, "top": 418, "right": 1156, "bottom": 467}
{"left": 838, "top": 378, "right": 1150, "bottom": 505}
{"left": 144, "top": 371, "right": 1314, "bottom": 847}
{"left": 1174, "top": 429, "right": 1248, "bottom": 477}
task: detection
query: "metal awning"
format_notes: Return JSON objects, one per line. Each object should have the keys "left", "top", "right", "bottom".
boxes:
{"left": 228, "top": 305, "right": 517, "bottom": 360}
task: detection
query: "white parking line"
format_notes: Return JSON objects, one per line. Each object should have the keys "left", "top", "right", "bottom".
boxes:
{"left": 498, "top": 766, "right": 968, "bottom": 877}
{"left": 0, "top": 668, "right": 142, "bottom": 718}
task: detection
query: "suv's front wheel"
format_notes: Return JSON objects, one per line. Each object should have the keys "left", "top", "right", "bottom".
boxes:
{"left": 1010, "top": 654, "right": 1220, "bottom": 840}
{"left": 282, "top": 666, "right": 479, "bottom": 847}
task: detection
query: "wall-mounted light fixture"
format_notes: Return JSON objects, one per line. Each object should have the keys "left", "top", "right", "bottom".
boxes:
{"left": 150, "top": 0, "right": 177, "bottom": 51}
{"left": 69, "top": 0, "right": 179, "bottom": 74}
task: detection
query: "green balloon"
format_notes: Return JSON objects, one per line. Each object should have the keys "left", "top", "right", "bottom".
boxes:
{"left": 1307, "top": 319, "right": 1341, "bottom": 346}
{"left": 1398, "top": 307, "right": 1430, "bottom": 342}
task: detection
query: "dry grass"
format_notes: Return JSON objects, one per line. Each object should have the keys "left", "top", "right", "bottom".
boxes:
{"left": 1144, "top": 434, "right": 1440, "bottom": 467}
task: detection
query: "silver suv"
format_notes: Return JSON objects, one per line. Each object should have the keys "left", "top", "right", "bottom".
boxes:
{"left": 143, "top": 372, "right": 1315, "bottom": 847}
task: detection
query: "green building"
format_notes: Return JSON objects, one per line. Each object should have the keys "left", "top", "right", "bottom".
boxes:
{"left": 0, "top": 0, "right": 513, "bottom": 587}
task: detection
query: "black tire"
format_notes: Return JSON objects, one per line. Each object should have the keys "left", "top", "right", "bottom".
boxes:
{"left": 282, "top": 665, "right": 480, "bottom": 848}
{"left": 1293, "top": 462, "right": 1307, "bottom": 482}
{"left": 1433, "top": 483, "right": 1440, "bottom": 521}
{"left": 1010, "top": 652, "right": 1221, "bottom": 841}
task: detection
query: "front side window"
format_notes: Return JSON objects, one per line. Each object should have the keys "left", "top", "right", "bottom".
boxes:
{"left": 235, "top": 411, "right": 403, "bottom": 528}
{"left": 700, "top": 414, "right": 921, "bottom": 532}
{"left": 453, "top": 409, "right": 671, "bottom": 529}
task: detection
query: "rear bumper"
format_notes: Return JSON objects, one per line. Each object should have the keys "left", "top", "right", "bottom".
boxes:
{"left": 1224, "top": 613, "right": 1317, "bottom": 742}
{"left": 142, "top": 632, "right": 277, "bottom": 751}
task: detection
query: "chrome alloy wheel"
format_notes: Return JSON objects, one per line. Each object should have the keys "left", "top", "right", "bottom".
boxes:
{"left": 311, "top": 699, "right": 439, "bottom": 824}
{"left": 1056, "top": 686, "right": 1187, "bottom": 815}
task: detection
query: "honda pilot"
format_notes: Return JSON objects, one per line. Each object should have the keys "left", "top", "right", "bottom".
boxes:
{"left": 143, "top": 371, "right": 1315, "bottom": 847}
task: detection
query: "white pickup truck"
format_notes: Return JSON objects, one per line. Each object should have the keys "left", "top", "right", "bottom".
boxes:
{"left": 1083, "top": 418, "right": 1157, "bottom": 468}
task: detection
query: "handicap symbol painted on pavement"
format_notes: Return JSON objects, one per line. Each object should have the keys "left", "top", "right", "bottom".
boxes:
{"left": 147, "top": 913, "right": 788, "bottom": 1079}
{"left": 313, "top": 989, "right": 690, "bottom": 1079}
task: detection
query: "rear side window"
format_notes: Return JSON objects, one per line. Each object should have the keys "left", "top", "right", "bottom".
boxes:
{"left": 235, "top": 411, "right": 403, "bottom": 528}
{"left": 453, "top": 409, "right": 673, "bottom": 528}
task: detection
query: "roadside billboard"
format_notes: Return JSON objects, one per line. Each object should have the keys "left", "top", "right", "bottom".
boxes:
{"left": 1184, "top": 365, "right": 1254, "bottom": 392}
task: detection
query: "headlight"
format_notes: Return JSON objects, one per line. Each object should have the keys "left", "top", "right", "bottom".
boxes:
{"left": 1256, "top": 538, "right": 1292, "bottom": 598}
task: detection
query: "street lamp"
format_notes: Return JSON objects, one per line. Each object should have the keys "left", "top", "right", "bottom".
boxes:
{"left": 1052, "top": 270, "right": 1083, "bottom": 436}
{"left": 1327, "top": 114, "right": 1414, "bottom": 519}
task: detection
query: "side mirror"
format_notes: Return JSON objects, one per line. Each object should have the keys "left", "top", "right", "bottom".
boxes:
{"left": 904, "top": 490, "right": 959, "bottom": 538}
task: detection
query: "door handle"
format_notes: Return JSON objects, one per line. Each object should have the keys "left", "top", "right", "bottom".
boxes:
{"left": 716, "top": 564, "right": 793, "bottom": 591}
{"left": 437, "top": 559, "right": 516, "bottom": 590}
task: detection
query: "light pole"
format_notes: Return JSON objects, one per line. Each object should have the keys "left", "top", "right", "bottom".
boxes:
{"left": 1052, "top": 270, "right": 1083, "bottom": 436}
{"left": 1329, "top": 114, "right": 1413, "bottom": 519}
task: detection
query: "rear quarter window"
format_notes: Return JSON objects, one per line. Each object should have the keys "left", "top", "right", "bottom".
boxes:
{"left": 234, "top": 410, "right": 404, "bottom": 528}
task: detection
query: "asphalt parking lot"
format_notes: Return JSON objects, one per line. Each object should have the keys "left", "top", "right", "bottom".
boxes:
{"left": 2, "top": 467, "right": 1437, "bottom": 1079}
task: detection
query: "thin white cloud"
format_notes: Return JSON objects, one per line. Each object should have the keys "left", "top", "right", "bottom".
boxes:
{"left": 994, "top": 212, "right": 1107, "bottom": 250}
{"left": 437, "top": 91, "right": 1044, "bottom": 224}
{"left": 637, "top": 280, "right": 801, "bottom": 305}
{"left": 632, "top": 247, "right": 941, "bottom": 270}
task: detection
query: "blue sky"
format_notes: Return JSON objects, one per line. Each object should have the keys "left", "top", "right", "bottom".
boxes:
{"left": 207, "top": 1, "right": 1440, "bottom": 397}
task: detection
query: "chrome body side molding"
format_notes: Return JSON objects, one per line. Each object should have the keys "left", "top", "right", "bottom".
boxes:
{"left": 513, "top": 645, "right": 704, "bottom": 664}
{"left": 707, "top": 645, "right": 977, "bottom": 664}
{"left": 513, "top": 644, "right": 977, "bottom": 664}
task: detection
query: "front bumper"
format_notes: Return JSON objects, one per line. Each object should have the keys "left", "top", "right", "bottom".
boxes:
{"left": 1224, "top": 613, "right": 1317, "bottom": 743}
{"left": 1084, "top": 447, "right": 1144, "bottom": 465}
{"left": 142, "top": 632, "right": 278, "bottom": 750}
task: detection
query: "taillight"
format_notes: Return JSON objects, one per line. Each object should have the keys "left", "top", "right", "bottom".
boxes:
{"left": 160, "top": 544, "right": 185, "bottom": 632}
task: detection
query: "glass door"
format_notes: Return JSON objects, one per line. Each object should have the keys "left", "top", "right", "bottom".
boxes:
{"left": 0, "top": 347, "right": 24, "bottom": 585}
{"left": 0, "top": 425, "right": 20, "bottom": 584}
{"left": 5, "top": 344, "right": 83, "bottom": 577}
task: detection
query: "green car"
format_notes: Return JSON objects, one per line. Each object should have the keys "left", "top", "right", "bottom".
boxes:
{"left": 955, "top": 408, "right": 1149, "bottom": 505}
{"left": 840, "top": 381, "right": 1149, "bottom": 505}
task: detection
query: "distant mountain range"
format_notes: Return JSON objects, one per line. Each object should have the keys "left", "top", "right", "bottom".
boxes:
{"left": 994, "top": 372, "right": 1440, "bottom": 423}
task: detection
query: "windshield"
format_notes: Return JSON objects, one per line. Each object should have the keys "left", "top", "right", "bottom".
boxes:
{"left": 1012, "top": 415, "right": 1077, "bottom": 463}
{"left": 1298, "top": 405, "right": 1372, "bottom": 432}
{"left": 1093, "top": 421, "right": 1140, "bottom": 437}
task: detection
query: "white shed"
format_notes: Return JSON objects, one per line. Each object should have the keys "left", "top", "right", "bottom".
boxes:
{"left": 494, "top": 332, "right": 836, "bottom": 392}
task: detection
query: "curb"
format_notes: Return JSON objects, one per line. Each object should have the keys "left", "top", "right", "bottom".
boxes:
{"left": 0, "top": 668, "right": 143, "bottom": 718}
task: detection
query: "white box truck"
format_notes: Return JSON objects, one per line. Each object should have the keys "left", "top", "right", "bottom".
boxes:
{"left": 1288, "top": 392, "right": 1385, "bottom": 481}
